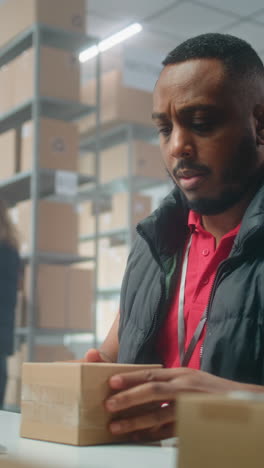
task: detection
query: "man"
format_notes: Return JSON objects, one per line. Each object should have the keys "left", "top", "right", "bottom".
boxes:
{"left": 85, "top": 33, "right": 264, "bottom": 441}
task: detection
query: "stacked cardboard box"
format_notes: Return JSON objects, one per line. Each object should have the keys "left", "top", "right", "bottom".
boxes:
{"left": 0, "top": 0, "right": 86, "bottom": 49}
{"left": 14, "top": 47, "right": 80, "bottom": 106}
{"left": 0, "top": 60, "right": 15, "bottom": 117}
{"left": 0, "top": 45, "right": 80, "bottom": 117}
{"left": 79, "top": 69, "right": 153, "bottom": 135}
{"left": 78, "top": 140, "right": 166, "bottom": 183}
{"left": 20, "top": 119, "right": 79, "bottom": 172}
{"left": 23, "top": 265, "right": 94, "bottom": 330}
{"left": 78, "top": 192, "right": 152, "bottom": 238}
{"left": 0, "top": 129, "right": 20, "bottom": 180}
{"left": 13, "top": 200, "right": 78, "bottom": 255}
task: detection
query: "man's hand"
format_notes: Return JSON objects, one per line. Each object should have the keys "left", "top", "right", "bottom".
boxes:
{"left": 105, "top": 367, "right": 262, "bottom": 442}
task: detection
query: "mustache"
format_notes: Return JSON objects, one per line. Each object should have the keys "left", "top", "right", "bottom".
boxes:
{"left": 172, "top": 160, "right": 211, "bottom": 178}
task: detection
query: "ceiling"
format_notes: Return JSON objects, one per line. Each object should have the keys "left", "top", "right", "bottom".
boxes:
{"left": 86, "top": 0, "right": 264, "bottom": 63}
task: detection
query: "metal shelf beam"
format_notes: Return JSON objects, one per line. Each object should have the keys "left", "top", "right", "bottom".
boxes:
{"left": 15, "top": 327, "right": 94, "bottom": 336}
{"left": 80, "top": 122, "right": 158, "bottom": 153}
{"left": 21, "top": 251, "right": 95, "bottom": 265}
{"left": 0, "top": 98, "right": 96, "bottom": 134}
{"left": 0, "top": 170, "right": 95, "bottom": 206}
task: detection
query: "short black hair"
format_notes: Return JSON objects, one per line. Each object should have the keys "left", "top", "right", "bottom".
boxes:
{"left": 162, "top": 33, "right": 264, "bottom": 80}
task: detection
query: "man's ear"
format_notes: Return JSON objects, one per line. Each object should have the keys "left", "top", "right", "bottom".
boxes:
{"left": 254, "top": 104, "right": 264, "bottom": 145}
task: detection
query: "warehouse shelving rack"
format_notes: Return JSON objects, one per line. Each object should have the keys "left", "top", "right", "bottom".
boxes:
{"left": 0, "top": 23, "right": 102, "bottom": 361}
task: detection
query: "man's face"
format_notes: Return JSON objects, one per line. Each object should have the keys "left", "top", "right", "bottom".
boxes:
{"left": 153, "top": 58, "right": 263, "bottom": 215}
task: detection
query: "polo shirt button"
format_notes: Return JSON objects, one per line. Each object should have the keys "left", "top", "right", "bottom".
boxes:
{"left": 202, "top": 278, "right": 209, "bottom": 285}
{"left": 202, "top": 249, "right": 209, "bottom": 256}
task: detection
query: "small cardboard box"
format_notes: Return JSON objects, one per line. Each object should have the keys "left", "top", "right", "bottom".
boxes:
{"left": 0, "top": 0, "right": 86, "bottom": 48}
{"left": 21, "top": 119, "right": 79, "bottom": 172}
{"left": 112, "top": 192, "right": 152, "bottom": 230}
{"left": 79, "top": 141, "right": 165, "bottom": 184}
{"left": 0, "top": 62, "right": 15, "bottom": 116}
{"left": 24, "top": 265, "right": 94, "bottom": 330}
{"left": 17, "top": 200, "right": 78, "bottom": 255}
{"left": 177, "top": 392, "right": 264, "bottom": 468}
{"left": 13, "top": 47, "right": 80, "bottom": 106}
{"left": 21, "top": 362, "right": 161, "bottom": 445}
{"left": 79, "top": 69, "right": 153, "bottom": 134}
{"left": 0, "top": 129, "right": 19, "bottom": 180}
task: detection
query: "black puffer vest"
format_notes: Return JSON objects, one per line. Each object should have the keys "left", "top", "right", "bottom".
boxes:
{"left": 118, "top": 185, "right": 264, "bottom": 385}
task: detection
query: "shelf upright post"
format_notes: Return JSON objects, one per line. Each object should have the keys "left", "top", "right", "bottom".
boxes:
{"left": 92, "top": 46, "right": 102, "bottom": 347}
{"left": 126, "top": 124, "right": 134, "bottom": 249}
{"left": 27, "top": 24, "right": 42, "bottom": 361}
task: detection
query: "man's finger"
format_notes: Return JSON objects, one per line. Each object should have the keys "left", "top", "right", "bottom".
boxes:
{"left": 109, "top": 403, "right": 175, "bottom": 435}
{"left": 106, "top": 381, "right": 179, "bottom": 412}
{"left": 109, "top": 368, "right": 193, "bottom": 390}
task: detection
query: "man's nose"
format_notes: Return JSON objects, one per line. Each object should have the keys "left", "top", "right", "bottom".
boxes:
{"left": 169, "top": 128, "right": 193, "bottom": 160}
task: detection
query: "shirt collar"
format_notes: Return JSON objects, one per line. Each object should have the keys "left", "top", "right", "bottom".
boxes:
{"left": 188, "top": 210, "right": 241, "bottom": 238}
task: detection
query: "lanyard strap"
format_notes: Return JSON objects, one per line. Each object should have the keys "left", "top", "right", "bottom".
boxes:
{"left": 178, "top": 234, "right": 207, "bottom": 367}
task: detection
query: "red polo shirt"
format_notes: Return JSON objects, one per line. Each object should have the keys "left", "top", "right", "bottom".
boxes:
{"left": 156, "top": 210, "right": 241, "bottom": 369}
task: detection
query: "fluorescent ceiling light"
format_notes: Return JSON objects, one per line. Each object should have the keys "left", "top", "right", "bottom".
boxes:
{"left": 79, "top": 23, "right": 142, "bottom": 63}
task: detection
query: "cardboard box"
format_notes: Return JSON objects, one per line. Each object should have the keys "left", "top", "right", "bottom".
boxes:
{"left": 21, "top": 119, "right": 79, "bottom": 172}
{"left": 77, "top": 200, "right": 113, "bottom": 237}
{"left": 78, "top": 152, "right": 95, "bottom": 175}
{"left": 78, "top": 141, "right": 165, "bottom": 183}
{"left": 0, "top": 0, "right": 86, "bottom": 48}
{"left": 100, "top": 141, "right": 166, "bottom": 183}
{"left": 177, "top": 393, "right": 264, "bottom": 468}
{"left": 79, "top": 69, "right": 153, "bottom": 134}
{"left": 34, "top": 345, "right": 75, "bottom": 363}
{"left": 78, "top": 192, "right": 151, "bottom": 237}
{"left": 112, "top": 192, "right": 152, "bottom": 230}
{"left": 66, "top": 267, "right": 94, "bottom": 330}
{"left": 24, "top": 265, "right": 94, "bottom": 330}
{"left": 21, "top": 362, "right": 161, "bottom": 445}
{"left": 0, "top": 62, "right": 15, "bottom": 116}
{"left": 17, "top": 200, "right": 78, "bottom": 255}
{"left": 14, "top": 47, "right": 80, "bottom": 106}
{"left": 77, "top": 201, "right": 96, "bottom": 237}
{"left": 0, "top": 129, "right": 19, "bottom": 180}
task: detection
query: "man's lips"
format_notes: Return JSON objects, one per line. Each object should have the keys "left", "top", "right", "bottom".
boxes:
{"left": 176, "top": 170, "right": 208, "bottom": 179}
{"left": 176, "top": 170, "right": 209, "bottom": 190}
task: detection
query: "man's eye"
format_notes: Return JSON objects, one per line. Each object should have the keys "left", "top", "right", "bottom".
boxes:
{"left": 192, "top": 121, "right": 213, "bottom": 132}
{"left": 158, "top": 126, "right": 172, "bottom": 137}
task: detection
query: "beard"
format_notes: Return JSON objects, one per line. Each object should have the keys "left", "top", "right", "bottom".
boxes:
{"left": 167, "top": 133, "right": 262, "bottom": 216}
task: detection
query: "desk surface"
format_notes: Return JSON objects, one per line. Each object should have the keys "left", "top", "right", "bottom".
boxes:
{"left": 0, "top": 411, "right": 177, "bottom": 468}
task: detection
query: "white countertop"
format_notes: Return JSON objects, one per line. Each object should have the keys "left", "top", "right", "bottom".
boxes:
{"left": 0, "top": 411, "right": 177, "bottom": 468}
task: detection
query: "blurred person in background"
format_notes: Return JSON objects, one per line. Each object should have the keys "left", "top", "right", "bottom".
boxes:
{"left": 0, "top": 201, "right": 20, "bottom": 408}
